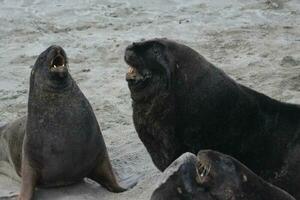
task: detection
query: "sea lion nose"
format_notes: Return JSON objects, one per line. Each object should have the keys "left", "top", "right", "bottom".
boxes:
{"left": 125, "top": 49, "right": 134, "bottom": 61}
{"left": 126, "top": 42, "right": 140, "bottom": 51}
{"left": 50, "top": 45, "right": 64, "bottom": 56}
{"left": 125, "top": 43, "right": 135, "bottom": 52}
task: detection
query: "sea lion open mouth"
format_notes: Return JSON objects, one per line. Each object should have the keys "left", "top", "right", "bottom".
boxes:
{"left": 126, "top": 66, "right": 139, "bottom": 80}
{"left": 197, "top": 162, "right": 211, "bottom": 178}
{"left": 47, "top": 48, "right": 68, "bottom": 80}
{"left": 125, "top": 65, "right": 152, "bottom": 88}
{"left": 50, "top": 54, "right": 67, "bottom": 72}
{"left": 124, "top": 44, "right": 153, "bottom": 89}
{"left": 196, "top": 161, "right": 212, "bottom": 185}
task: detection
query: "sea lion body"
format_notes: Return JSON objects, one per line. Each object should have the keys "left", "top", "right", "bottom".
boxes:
{"left": 0, "top": 117, "right": 25, "bottom": 178}
{"left": 25, "top": 82, "right": 104, "bottom": 186}
{"left": 125, "top": 38, "right": 300, "bottom": 198}
{"left": 151, "top": 151, "right": 295, "bottom": 200}
{"left": 1, "top": 46, "right": 126, "bottom": 200}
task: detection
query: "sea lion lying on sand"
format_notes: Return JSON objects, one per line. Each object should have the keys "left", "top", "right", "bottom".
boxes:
{"left": 151, "top": 150, "right": 295, "bottom": 200}
{"left": 124, "top": 38, "right": 300, "bottom": 198}
{"left": 0, "top": 45, "right": 129, "bottom": 200}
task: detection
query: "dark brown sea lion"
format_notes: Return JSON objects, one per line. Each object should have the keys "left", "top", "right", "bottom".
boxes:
{"left": 124, "top": 38, "right": 300, "bottom": 198}
{"left": 0, "top": 45, "right": 128, "bottom": 200}
{"left": 151, "top": 151, "right": 295, "bottom": 200}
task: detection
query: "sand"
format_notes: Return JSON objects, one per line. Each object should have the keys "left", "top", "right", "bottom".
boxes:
{"left": 0, "top": 0, "right": 299, "bottom": 199}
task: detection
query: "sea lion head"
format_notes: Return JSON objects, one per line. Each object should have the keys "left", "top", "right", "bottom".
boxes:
{"left": 124, "top": 39, "right": 175, "bottom": 101}
{"left": 124, "top": 39, "right": 170, "bottom": 101}
{"left": 30, "top": 45, "right": 71, "bottom": 91}
{"left": 151, "top": 153, "right": 214, "bottom": 200}
{"left": 124, "top": 38, "right": 207, "bottom": 101}
{"left": 196, "top": 150, "right": 244, "bottom": 200}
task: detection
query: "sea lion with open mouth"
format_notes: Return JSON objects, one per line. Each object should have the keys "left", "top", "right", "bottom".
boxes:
{"left": 151, "top": 151, "right": 295, "bottom": 200}
{"left": 0, "top": 45, "right": 128, "bottom": 200}
{"left": 124, "top": 38, "right": 300, "bottom": 198}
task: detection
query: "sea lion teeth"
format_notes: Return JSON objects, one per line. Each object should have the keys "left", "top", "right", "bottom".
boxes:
{"left": 128, "top": 66, "right": 135, "bottom": 74}
{"left": 200, "top": 166, "right": 207, "bottom": 177}
{"left": 53, "top": 65, "right": 57, "bottom": 68}
{"left": 197, "top": 164, "right": 205, "bottom": 176}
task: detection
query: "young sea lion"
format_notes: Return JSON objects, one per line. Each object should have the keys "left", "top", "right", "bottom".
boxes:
{"left": 1, "top": 46, "right": 127, "bottom": 200}
{"left": 124, "top": 38, "right": 300, "bottom": 198}
{"left": 151, "top": 151, "right": 295, "bottom": 200}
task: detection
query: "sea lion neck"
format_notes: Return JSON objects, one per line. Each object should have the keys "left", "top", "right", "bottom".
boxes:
{"left": 31, "top": 77, "right": 75, "bottom": 97}
{"left": 43, "top": 76, "right": 74, "bottom": 93}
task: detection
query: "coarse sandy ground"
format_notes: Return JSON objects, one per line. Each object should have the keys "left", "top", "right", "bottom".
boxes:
{"left": 0, "top": 0, "right": 299, "bottom": 199}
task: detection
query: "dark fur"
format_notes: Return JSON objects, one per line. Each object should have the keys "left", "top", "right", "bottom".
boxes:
{"left": 2, "top": 46, "right": 126, "bottom": 200}
{"left": 151, "top": 153, "right": 212, "bottom": 200}
{"left": 151, "top": 151, "right": 295, "bottom": 200}
{"left": 25, "top": 45, "right": 106, "bottom": 186}
{"left": 125, "top": 38, "right": 300, "bottom": 198}
{"left": 24, "top": 46, "right": 100, "bottom": 186}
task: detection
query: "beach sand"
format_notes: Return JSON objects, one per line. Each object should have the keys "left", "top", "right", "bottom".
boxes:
{"left": 0, "top": 0, "right": 299, "bottom": 199}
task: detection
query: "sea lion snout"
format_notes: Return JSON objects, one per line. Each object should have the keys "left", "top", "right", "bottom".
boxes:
{"left": 126, "top": 67, "right": 139, "bottom": 80}
{"left": 124, "top": 48, "right": 139, "bottom": 67}
{"left": 124, "top": 42, "right": 146, "bottom": 68}
{"left": 196, "top": 150, "right": 214, "bottom": 186}
{"left": 125, "top": 68, "right": 146, "bottom": 87}
{"left": 124, "top": 46, "right": 148, "bottom": 84}
{"left": 197, "top": 150, "right": 219, "bottom": 161}
{"left": 126, "top": 42, "right": 141, "bottom": 51}
{"left": 47, "top": 46, "right": 68, "bottom": 78}
{"left": 49, "top": 48, "right": 66, "bottom": 68}
{"left": 47, "top": 45, "right": 67, "bottom": 66}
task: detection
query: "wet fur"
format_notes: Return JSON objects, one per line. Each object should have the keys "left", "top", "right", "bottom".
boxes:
{"left": 125, "top": 38, "right": 300, "bottom": 198}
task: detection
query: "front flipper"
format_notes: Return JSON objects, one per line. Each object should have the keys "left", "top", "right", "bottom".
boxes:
{"left": 18, "top": 155, "right": 38, "bottom": 200}
{"left": 87, "top": 153, "right": 137, "bottom": 193}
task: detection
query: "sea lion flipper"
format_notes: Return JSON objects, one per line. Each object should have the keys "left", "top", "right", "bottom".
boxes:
{"left": 88, "top": 153, "right": 127, "bottom": 193}
{"left": 18, "top": 156, "right": 37, "bottom": 200}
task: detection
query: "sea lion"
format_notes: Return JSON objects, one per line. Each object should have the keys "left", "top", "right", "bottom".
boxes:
{"left": 124, "top": 38, "right": 300, "bottom": 198}
{"left": 0, "top": 45, "right": 127, "bottom": 200}
{"left": 151, "top": 151, "right": 295, "bottom": 200}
